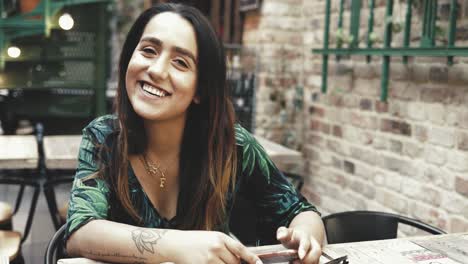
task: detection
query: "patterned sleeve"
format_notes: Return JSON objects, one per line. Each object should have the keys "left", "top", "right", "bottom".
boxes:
{"left": 64, "top": 116, "right": 113, "bottom": 242}
{"left": 235, "top": 125, "right": 320, "bottom": 244}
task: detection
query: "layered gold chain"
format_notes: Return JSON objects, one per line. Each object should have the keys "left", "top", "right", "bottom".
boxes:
{"left": 140, "top": 154, "right": 167, "bottom": 188}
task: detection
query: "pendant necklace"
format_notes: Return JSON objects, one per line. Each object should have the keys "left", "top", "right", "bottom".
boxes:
{"left": 140, "top": 154, "right": 167, "bottom": 188}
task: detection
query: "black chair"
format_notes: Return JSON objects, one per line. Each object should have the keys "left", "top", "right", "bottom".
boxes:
{"left": 43, "top": 171, "right": 74, "bottom": 230}
{"left": 45, "top": 224, "right": 67, "bottom": 264}
{"left": 322, "top": 210, "right": 446, "bottom": 244}
{"left": 0, "top": 176, "right": 41, "bottom": 263}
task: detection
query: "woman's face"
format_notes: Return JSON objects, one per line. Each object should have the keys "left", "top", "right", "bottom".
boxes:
{"left": 126, "top": 12, "right": 198, "bottom": 124}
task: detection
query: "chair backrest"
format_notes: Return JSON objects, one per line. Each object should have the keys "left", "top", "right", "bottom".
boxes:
{"left": 45, "top": 224, "right": 67, "bottom": 264}
{"left": 322, "top": 210, "right": 446, "bottom": 244}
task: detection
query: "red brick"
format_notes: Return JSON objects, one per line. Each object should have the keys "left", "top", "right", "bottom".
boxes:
{"left": 455, "top": 176, "right": 468, "bottom": 198}
{"left": 380, "top": 119, "right": 412, "bottom": 136}
{"left": 359, "top": 98, "right": 373, "bottom": 111}
{"left": 429, "top": 66, "right": 449, "bottom": 83}
{"left": 458, "top": 131, "right": 468, "bottom": 151}
{"left": 344, "top": 160, "right": 355, "bottom": 174}
{"left": 332, "top": 125, "right": 343, "bottom": 138}
{"left": 421, "top": 87, "right": 452, "bottom": 103}
{"left": 328, "top": 94, "right": 343, "bottom": 107}
{"left": 309, "top": 106, "right": 325, "bottom": 117}
{"left": 321, "top": 122, "right": 331, "bottom": 134}
{"left": 375, "top": 101, "right": 388, "bottom": 113}
{"left": 310, "top": 119, "right": 321, "bottom": 130}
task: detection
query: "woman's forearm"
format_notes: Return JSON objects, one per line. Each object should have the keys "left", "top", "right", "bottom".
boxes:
{"left": 289, "top": 211, "right": 325, "bottom": 245}
{"left": 67, "top": 219, "right": 178, "bottom": 263}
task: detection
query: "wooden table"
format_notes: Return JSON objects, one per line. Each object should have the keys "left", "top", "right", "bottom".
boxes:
{"left": 43, "top": 135, "right": 82, "bottom": 170}
{"left": 321, "top": 232, "right": 468, "bottom": 264}
{"left": 58, "top": 232, "right": 468, "bottom": 264}
{"left": 42, "top": 135, "right": 302, "bottom": 172}
{"left": 0, "top": 135, "right": 38, "bottom": 169}
{"left": 254, "top": 136, "right": 302, "bottom": 172}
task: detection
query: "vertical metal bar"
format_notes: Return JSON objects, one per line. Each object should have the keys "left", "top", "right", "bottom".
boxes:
{"left": 447, "top": 0, "right": 457, "bottom": 65}
{"left": 381, "top": 0, "right": 393, "bottom": 101}
{"left": 366, "top": 0, "right": 375, "bottom": 63}
{"left": 350, "top": 0, "right": 362, "bottom": 48}
{"left": 95, "top": 3, "right": 108, "bottom": 116}
{"left": 403, "top": 0, "right": 413, "bottom": 64}
{"left": 223, "top": 0, "right": 232, "bottom": 43}
{"left": 430, "top": 0, "right": 438, "bottom": 46}
{"left": 322, "top": 0, "right": 331, "bottom": 93}
{"left": 421, "top": 0, "right": 429, "bottom": 47}
{"left": 421, "top": 0, "right": 437, "bottom": 47}
{"left": 336, "top": 0, "right": 344, "bottom": 61}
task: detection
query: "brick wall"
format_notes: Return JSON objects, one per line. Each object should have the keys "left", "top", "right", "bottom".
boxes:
{"left": 244, "top": 0, "right": 468, "bottom": 233}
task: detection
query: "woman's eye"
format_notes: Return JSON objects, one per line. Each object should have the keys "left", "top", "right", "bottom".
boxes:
{"left": 142, "top": 47, "right": 157, "bottom": 54}
{"left": 174, "top": 59, "right": 188, "bottom": 68}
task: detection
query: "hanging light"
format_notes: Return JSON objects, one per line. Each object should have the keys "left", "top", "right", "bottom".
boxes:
{"left": 59, "top": 13, "right": 74, "bottom": 30}
{"left": 7, "top": 46, "right": 21, "bottom": 58}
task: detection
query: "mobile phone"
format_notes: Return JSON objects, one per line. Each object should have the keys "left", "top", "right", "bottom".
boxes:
{"left": 248, "top": 244, "right": 299, "bottom": 264}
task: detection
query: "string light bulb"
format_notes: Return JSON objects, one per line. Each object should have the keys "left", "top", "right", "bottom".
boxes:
{"left": 59, "top": 13, "right": 74, "bottom": 30}
{"left": 7, "top": 46, "right": 21, "bottom": 58}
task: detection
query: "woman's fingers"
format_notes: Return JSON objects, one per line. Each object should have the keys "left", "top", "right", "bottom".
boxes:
{"left": 302, "top": 237, "right": 322, "bottom": 264}
{"left": 218, "top": 247, "right": 241, "bottom": 264}
{"left": 298, "top": 236, "right": 311, "bottom": 260}
{"left": 224, "top": 237, "right": 262, "bottom": 264}
{"left": 277, "top": 226, "right": 298, "bottom": 248}
{"left": 276, "top": 227, "right": 322, "bottom": 264}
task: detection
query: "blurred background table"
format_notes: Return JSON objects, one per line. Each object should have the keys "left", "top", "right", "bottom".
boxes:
{"left": 0, "top": 135, "right": 40, "bottom": 263}
{"left": 42, "top": 135, "right": 81, "bottom": 230}
{"left": 0, "top": 135, "right": 38, "bottom": 169}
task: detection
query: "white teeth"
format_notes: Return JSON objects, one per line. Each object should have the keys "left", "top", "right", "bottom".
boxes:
{"left": 141, "top": 82, "right": 168, "bottom": 97}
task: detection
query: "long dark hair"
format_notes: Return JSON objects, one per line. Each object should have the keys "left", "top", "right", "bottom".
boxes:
{"left": 110, "top": 3, "right": 237, "bottom": 231}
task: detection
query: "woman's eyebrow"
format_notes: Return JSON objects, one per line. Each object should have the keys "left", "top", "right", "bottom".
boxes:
{"left": 140, "top": 36, "right": 197, "bottom": 64}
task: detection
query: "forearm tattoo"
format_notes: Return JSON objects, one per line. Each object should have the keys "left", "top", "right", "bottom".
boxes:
{"left": 131, "top": 228, "right": 168, "bottom": 254}
{"left": 83, "top": 249, "right": 147, "bottom": 262}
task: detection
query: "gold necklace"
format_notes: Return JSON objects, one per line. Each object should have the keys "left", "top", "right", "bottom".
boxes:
{"left": 140, "top": 154, "right": 167, "bottom": 188}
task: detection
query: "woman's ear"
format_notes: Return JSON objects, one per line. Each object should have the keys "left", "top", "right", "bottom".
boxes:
{"left": 193, "top": 95, "right": 200, "bottom": 104}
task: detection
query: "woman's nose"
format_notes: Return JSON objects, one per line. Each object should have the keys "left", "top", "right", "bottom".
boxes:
{"left": 147, "top": 56, "right": 169, "bottom": 80}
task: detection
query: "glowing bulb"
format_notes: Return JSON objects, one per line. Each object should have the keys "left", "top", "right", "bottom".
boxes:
{"left": 59, "top": 13, "right": 74, "bottom": 30}
{"left": 7, "top": 46, "right": 21, "bottom": 58}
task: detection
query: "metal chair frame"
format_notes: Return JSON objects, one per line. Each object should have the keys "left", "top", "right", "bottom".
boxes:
{"left": 322, "top": 210, "right": 446, "bottom": 244}
{"left": 45, "top": 224, "right": 67, "bottom": 264}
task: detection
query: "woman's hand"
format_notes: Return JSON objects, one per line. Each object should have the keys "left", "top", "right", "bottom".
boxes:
{"left": 167, "top": 230, "right": 262, "bottom": 264}
{"left": 276, "top": 226, "right": 322, "bottom": 264}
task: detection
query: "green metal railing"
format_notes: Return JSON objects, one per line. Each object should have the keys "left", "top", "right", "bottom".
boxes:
{"left": 0, "top": 0, "right": 112, "bottom": 117}
{"left": 0, "top": 0, "right": 110, "bottom": 69}
{"left": 313, "top": 0, "right": 468, "bottom": 101}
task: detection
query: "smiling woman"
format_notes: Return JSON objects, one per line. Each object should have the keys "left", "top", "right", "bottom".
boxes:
{"left": 63, "top": 3, "right": 325, "bottom": 264}
{"left": 125, "top": 12, "right": 199, "bottom": 125}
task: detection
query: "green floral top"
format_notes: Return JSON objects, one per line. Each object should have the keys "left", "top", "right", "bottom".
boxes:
{"left": 65, "top": 115, "right": 319, "bottom": 245}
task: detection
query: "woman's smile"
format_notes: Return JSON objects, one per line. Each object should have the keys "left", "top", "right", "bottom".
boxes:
{"left": 140, "top": 81, "right": 171, "bottom": 98}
